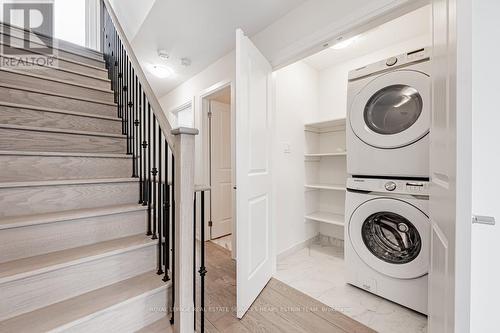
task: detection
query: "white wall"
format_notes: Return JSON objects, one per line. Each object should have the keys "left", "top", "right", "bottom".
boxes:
{"left": 318, "top": 34, "right": 430, "bottom": 121}
{"left": 470, "top": 1, "right": 500, "bottom": 331}
{"left": 159, "top": 50, "right": 235, "bottom": 186}
{"left": 252, "top": 0, "right": 422, "bottom": 68}
{"left": 54, "top": 0, "right": 86, "bottom": 46}
{"left": 107, "top": 0, "right": 155, "bottom": 40}
{"left": 274, "top": 61, "right": 320, "bottom": 255}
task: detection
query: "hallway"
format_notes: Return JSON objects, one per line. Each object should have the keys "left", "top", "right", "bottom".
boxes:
{"left": 199, "top": 242, "right": 374, "bottom": 332}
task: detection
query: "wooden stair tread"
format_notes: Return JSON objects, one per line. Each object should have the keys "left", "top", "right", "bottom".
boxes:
{"left": 0, "top": 177, "right": 138, "bottom": 189}
{"left": 0, "top": 203, "right": 146, "bottom": 230}
{"left": 0, "top": 53, "right": 110, "bottom": 82}
{"left": 0, "top": 271, "right": 168, "bottom": 333}
{"left": 0, "top": 150, "right": 131, "bottom": 158}
{"left": 0, "top": 68, "right": 113, "bottom": 94}
{"left": 0, "top": 101, "right": 120, "bottom": 121}
{"left": 0, "top": 83, "right": 117, "bottom": 106}
{"left": 136, "top": 317, "right": 173, "bottom": 333}
{"left": 0, "top": 123, "right": 126, "bottom": 138}
{"left": 0, "top": 235, "right": 155, "bottom": 283}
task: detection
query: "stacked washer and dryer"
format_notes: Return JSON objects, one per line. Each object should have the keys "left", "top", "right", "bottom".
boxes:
{"left": 345, "top": 48, "right": 431, "bottom": 315}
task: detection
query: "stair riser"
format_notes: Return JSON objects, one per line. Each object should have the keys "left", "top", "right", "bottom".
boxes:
{"left": 58, "top": 287, "right": 168, "bottom": 333}
{"left": 0, "top": 210, "right": 147, "bottom": 263}
{"left": 0, "top": 24, "right": 105, "bottom": 62}
{"left": 1, "top": 32, "right": 106, "bottom": 68}
{"left": 0, "top": 128, "right": 127, "bottom": 154}
{"left": 1, "top": 43, "right": 108, "bottom": 79}
{"left": 0, "top": 86, "right": 117, "bottom": 117}
{"left": 0, "top": 106, "right": 122, "bottom": 134}
{"left": 0, "top": 154, "right": 132, "bottom": 182}
{"left": 0, "top": 181, "right": 139, "bottom": 217}
{"left": 0, "top": 71, "right": 114, "bottom": 103}
{"left": 0, "top": 245, "right": 157, "bottom": 321}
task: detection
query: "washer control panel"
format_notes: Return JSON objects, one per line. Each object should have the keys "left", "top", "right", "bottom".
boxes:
{"left": 348, "top": 178, "right": 429, "bottom": 196}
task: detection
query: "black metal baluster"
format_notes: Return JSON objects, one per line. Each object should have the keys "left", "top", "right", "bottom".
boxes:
{"left": 199, "top": 191, "right": 207, "bottom": 333}
{"left": 193, "top": 192, "right": 197, "bottom": 329}
{"left": 151, "top": 115, "right": 158, "bottom": 240}
{"left": 128, "top": 61, "right": 134, "bottom": 155}
{"left": 138, "top": 86, "right": 144, "bottom": 203}
{"left": 147, "top": 104, "right": 152, "bottom": 235}
{"left": 142, "top": 93, "right": 149, "bottom": 213}
{"left": 170, "top": 153, "right": 175, "bottom": 325}
{"left": 122, "top": 46, "right": 127, "bottom": 135}
{"left": 133, "top": 73, "right": 139, "bottom": 178}
{"left": 120, "top": 43, "right": 124, "bottom": 127}
{"left": 164, "top": 141, "right": 170, "bottom": 281}
{"left": 157, "top": 128, "right": 163, "bottom": 274}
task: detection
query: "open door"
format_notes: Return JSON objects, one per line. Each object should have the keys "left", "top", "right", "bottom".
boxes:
{"left": 428, "top": 0, "right": 471, "bottom": 332}
{"left": 210, "top": 100, "right": 233, "bottom": 239}
{"left": 235, "top": 29, "right": 274, "bottom": 319}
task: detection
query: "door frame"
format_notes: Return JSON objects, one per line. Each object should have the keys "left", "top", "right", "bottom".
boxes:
{"left": 199, "top": 80, "right": 236, "bottom": 258}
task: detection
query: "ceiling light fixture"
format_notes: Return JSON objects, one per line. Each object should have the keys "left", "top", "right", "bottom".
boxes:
{"left": 147, "top": 64, "right": 174, "bottom": 79}
{"left": 330, "top": 35, "right": 360, "bottom": 50}
{"left": 158, "top": 50, "right": 170, "bottom": 60}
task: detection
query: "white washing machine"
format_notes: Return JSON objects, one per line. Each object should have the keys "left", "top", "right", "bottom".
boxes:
{"left": 347, "top": 48, "right": 431, "bottom": 178}
{"left": 345, "top": 177, "right": 429, "bottom": 314}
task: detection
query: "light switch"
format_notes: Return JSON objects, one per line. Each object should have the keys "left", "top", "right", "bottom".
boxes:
{"left": 283, "top": 143, "right": 291, "bottom": 154}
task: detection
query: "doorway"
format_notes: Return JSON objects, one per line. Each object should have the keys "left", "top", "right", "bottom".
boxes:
{"left": 203, "top": 85, "right": 234, "bottom": 252}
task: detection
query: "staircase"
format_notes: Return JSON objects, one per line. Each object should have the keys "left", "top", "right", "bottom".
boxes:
{"left": 0, "top": 24, "right": 171, "bottom": 332}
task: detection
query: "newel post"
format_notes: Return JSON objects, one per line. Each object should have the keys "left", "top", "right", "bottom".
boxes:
{"left": 171, "top": 127, "right": 198, "bottom": 333}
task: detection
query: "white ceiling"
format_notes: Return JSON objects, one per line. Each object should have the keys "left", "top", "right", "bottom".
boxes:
{"left": 128, "top": 0, "right": 305, "bottom": 97}
{"left": 302, "top": 5, "right": 432, "bottom": 70}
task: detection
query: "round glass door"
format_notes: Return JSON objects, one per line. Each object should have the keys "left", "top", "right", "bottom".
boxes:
{"left": 362, "top": 211, "right": 422, "bottom": 264}
{"left": 348, "top": 197, "right": 429, "bottom": 279}
{"left": 349, "top": 70, "right": 430, "bottom": 149}
{"left": 364, "top": 85, "right": 423, "bottom": 135}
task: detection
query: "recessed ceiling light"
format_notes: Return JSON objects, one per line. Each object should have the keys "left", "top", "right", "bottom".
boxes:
{"left": 147, "top": 64, "right": 174, "bottom": 78}
{"left": 330, "top": 35, "right": 360, "bottom": 50}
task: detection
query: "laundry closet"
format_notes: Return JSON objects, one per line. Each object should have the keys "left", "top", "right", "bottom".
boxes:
{"left": 272, "top": 5, "right": 431, "bottom": 332}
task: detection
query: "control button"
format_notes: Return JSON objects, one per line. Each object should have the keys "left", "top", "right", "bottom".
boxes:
{"left": 385, "top": 181, "right": 397, "bottom": 192}
{"left": 386, "top": 57, "right": 398, "bottom": 66}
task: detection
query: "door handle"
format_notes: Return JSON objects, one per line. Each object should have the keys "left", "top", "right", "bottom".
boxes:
{"left": 472, "top": 215, "right": 496, "bottom": 225}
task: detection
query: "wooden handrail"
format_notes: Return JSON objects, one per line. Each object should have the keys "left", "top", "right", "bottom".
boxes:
{"left": 102, "top": 0, "right": 176, "bottom": 151}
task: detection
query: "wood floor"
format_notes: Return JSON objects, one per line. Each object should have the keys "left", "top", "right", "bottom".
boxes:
{"left": 191, "top": 242, "right": 376, "bottom": 333}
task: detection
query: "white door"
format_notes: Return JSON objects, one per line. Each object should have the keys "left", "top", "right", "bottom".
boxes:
{"left": 210, "top": 100, "right": 233, "bottom": 239}
{"left": 235, "top": 28, "right": 274, "bottom": 319}
{"left": 428, "top": 0, "right": 471, "bottom": 331}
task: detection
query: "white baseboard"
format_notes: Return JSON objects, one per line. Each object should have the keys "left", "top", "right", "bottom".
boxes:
{"left": 277, "top": 234, "right": 320, "bottom": 261}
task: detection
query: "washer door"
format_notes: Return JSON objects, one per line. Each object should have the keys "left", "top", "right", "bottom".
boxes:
{"left": 349, "top": 197, "right": 429, "bottom": 279}
{"left": 349, "top": 70, "right": 430, "bottom": 149}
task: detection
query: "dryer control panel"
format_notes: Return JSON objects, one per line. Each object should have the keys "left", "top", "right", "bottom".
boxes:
{"left": 348, "top": 47, "right": 431, "bottom": 81}
{"left": 347, "top": 177, "right": 429, "bottom": 196}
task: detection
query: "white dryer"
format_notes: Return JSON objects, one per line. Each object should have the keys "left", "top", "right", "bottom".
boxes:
{"left": 347, "top": 48, "right": 431, "bottom": 178}
{"left": 345, "top": 177, "right": 429, "bottom": 314}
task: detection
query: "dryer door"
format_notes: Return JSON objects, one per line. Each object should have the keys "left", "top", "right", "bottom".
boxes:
{"left": 348, "top": 197, "right": 429, "bottom": 279}
{"left": 349, "top": 70, "right": 430, "bottom": 149}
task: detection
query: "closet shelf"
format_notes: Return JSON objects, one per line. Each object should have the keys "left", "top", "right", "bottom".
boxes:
{"left": 305, "top": 212, "right": 344, "bottom": 226}
{"left": 304, "top": 184, "right": 345, "bottom": 191}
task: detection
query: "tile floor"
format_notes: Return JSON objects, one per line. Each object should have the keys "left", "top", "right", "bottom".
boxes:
{"left": 210, "top": 234, "right": 232, "bottom": 251}
{"left": 275, "top": 242, "right": 428, "bottom": 333}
